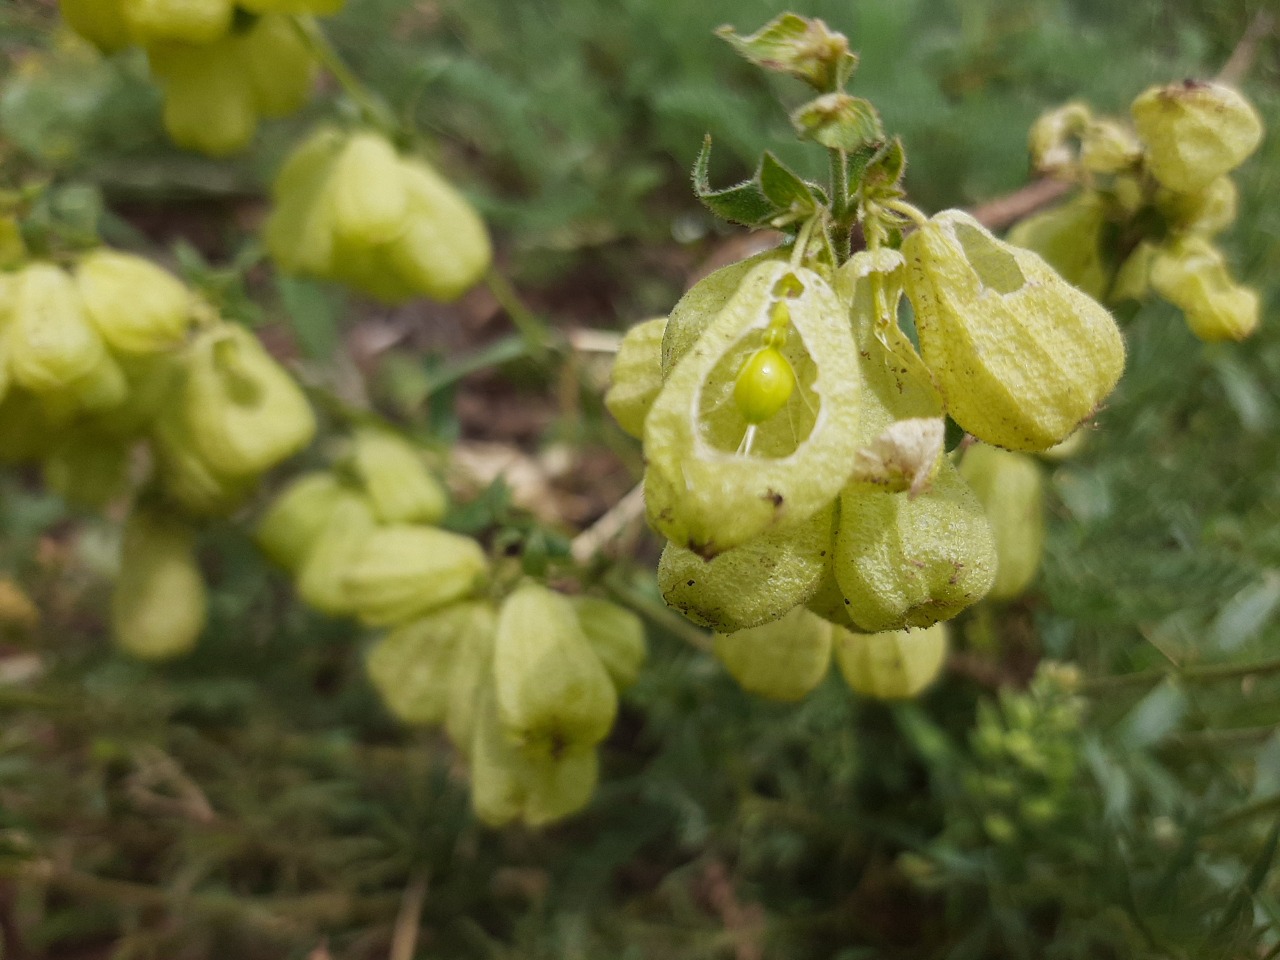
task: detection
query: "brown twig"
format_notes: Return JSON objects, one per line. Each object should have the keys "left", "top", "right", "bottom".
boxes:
{"left": 970, "top": 178, "right": 1073, "bottom": 232}
{"left": 1216, "top": 9, "right": 1276, "bottom": 86}
{"left": 388, "top": 873, "right": 429, "bottom": 960}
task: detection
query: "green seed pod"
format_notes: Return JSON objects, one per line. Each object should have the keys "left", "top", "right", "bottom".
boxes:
{"left": 366, "top": 601, "right": 496, "bottom": 726}
{"left": 834, "top": 621, "right": 949, "bottom": 700}
{"left": 329, "top": 132, "right": 409, "bottom": 247}
{"left": 446, "top": 617, "right": 495, "bottom": 756}
{"left": 604, "top": 315, "right": 667, "bottom": 439}
{"left": 1111, "top": 241, "right": 1157, "bottom": 303}
{"left": 44, "top": 426, "right": 133, "bottom": 509}
{"left": 522, "top": 742, "right": 599, "bottom": 828}
{"left": 350, "top": 427, "right": 447, "bottom": 525}
{"left": 75, "top": 249, "right": 191, "bottom": 354}
{"left": 658, "top": 503, "right": 834, "bottom": 632}
{"left": 265, "top": 126, "right": 344, "bottom": 275}
{"left": 1079, "top": 118, "right": 1143, "bottom": 174}
{"left": 1005, "top": 194, "right": 1110, "bottom": 300}
{"left": 183, "top": 324, "right": 316, "bottom": 476}
{"left": 148, "top": 39, "right": 257, "bottom": 156}
{"left": 713, "top": 605, "right": 833, "bottom": 702}
{"left": 343, "top": 525, "right": 488, "bottom": 627}
{"left": 834, "top": 459, "right": 996, "bottom": 632}
{"left": 111, "top": 506, "right": 207, "bottom": 660}
{"left": 1150, "top": 235, "right": 1260, "bottom": 342}
{"left": 93, "top": 353, "right": 180, "bottom": 437}
{"left": 385, "top": 157, "right": 493, "bottom": 303}
{"left": 958, "top": 443, "right": 1045, "bottom": 601}
{"left": 65, "top": 347, "right": 130, "bottom": 413}
{"left": 1131, "top": 81, "right": 1264, "bottom": 193}
{"left": 901, "top": 209, "right": 1125, "bottom": 452}
{"left": 149, "top": 375, "right": 254, "bottom": 517}
{"left": 122, "top": 0, "right": 232, "bottom": 44}
{"left": 295, "top": 494, "right": 377, "bottom": 616}
{"left": 239, "top": 14, "right": 315, "bottom": 119}
{"left": 644, "top": 260, "right": 862, "bottom": 556}
{"left": 493, "top": 582, "right": 618, "bottom": 752}
{"left": 570, "top": 596, "right": 647, "bottom": 691}
{"left": 9, "top": 262, "right": 107, "bottom": 395}
{"left": 60, "top": 0, "right": 134, "bottom": 52}
{"left": 255, "top": 472, "right": 364, "bottom": 572}
{"left": 469, "top": 684, "right": 527, "bottom": 828}
{"left": 1156, "top": 176, "right": 1238, "bottom": 238}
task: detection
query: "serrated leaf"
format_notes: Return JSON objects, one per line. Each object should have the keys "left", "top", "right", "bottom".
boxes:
{"left": 791, "top": 94, "right": 883, "bottom": 152}
{"left": 757, "top": 152, "right": 822, "bottom": 219}
{"left": 716, "top": 14, "right": 857, "bottom": 92}
{"left": 863, "top": 136, "right": 907, "bottom": 195}
{"left": 692, "top": 136, "right": 776, "bottom": 228}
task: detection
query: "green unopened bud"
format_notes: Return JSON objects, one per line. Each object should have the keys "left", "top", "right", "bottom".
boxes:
{"left": 295, "top": 494, "right": 377, "bottom": 616}
{"left": 123, "top": 0, "right": 233, "bottom": 44}
{"left": 9, "top": 263, "right": 107, "bottom": 395}
{"left": 958, "top": 443, "right": 1045, "bottom": 601}
{"left": 605, "top": 315, "right": 667, "bottom": 439}
{"left": 658, "top": 504, "right": 834, "bottom": 632}
{"left": 571, "top": 597, "right": 647, "bottom": 691}
{"left": 44, "top": 426, "right": 133, "bottom": 509}
{"left": 1156, "top": 176, "right": 1238, "bottom": 238}
{"left": 1131, "top": 81, "right": 1263, "bottom": 193}
{"left": 494, "top": 582, "right": 618, "bottom": 752}
{"left": 645, "top": 260, "right": 862, "bottom": 556}
{"left": 1028, "top": 102, "right": 1090, "bottom": 174}
{"left": 1150, "top": 236, "right": 1260, "bottom": 342}
{"left": 834, "top": 460, "right": 995, "bottom": 632}
{"left": 60, "top": 0, "right": 134, "bottom": 51}
{"left": 343, "top": 525, "right": 488, "bottom": 627}
{"left": 1005, "top": 193, "right": 1110, "bottom": 300}
{"left": 834, "top": 621, "right": 949, "bottom": 700}
{"left": 183, "top": 324, "right": 316, "bottom": 476}
{"left": 366, "top": 601, "right": 496, "bottom": 726}
{"left": 147, "top": 38, "right": 257, "bottom": 156}
{"left": 902, "top": 210, "right": 1125, "bottom": 451}
{"left": 150, "top": 379, "right": 254, "bottom": 517}
{"left": 76, "top": 250, "right": 191, "bottom": 354}
{"left": 350, "top": 427, "right": 447, "bottom": 525}
{"left": 713, "top": 605, "right": 833, "bottom": 702}
{"left": 330, "top": 132, "right": 409, "bottom": 246}
{"left": 239, "top": 14, "right": 315, "bottom": 119}
{"left": 63, "top": 348, "right": 129, "bottom": 413}
{"left": 111, "top": 506, "right": 207, "bottom": 660}
{"left": 265, "top": 127, "right": 344, "bottom": 275}
{"left": 1079, "top": 118, "right": 1143, "bottom": 174}
{"left": 255, "top": 472, "right": 363, "bottom": 572}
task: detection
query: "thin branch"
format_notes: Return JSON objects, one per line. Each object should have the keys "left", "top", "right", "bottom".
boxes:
{"left": 570, "top": 482, "right": 646, "bottom": 564}
{"left": 1084, "top": 654, "right": 1280, "bottom": 694}
{"left": 389, "top": 873, "right": 429, "bottom": 960}
{"left": 970, "top": 178, "right": 1072, "bottom": 232}
{"left": 1216, "top": 10, "right": 1276, "bottom": 86}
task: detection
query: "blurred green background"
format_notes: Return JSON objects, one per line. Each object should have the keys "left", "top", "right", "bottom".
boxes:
{"left": 1, "top": 0, "right": 1279, "bottom": 958}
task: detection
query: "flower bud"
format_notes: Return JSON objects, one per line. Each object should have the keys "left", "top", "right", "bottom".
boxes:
{"left": 658, "top": 504, "right": 834, "bottom": 632}
{"left": 1079, "top": 119, "right": 1143, "bottom": 174}
{"left": 1131, "top": 81, "right": 1263, "bottom": 193}
{"left": 295, "top": 494, "right": 377, "bottom": 615}
{"left": 111, "top": 506, "right": 207, "bottom": 660}
{"left": 239, "top": 14, "right": 315, "bottom": 119}
{"left": 350, "top": 427, "right": 448, "bottom": 525}
{"left": 1156, "top": 176, "right": 1238, "bottom": 238}
{"left": 255, "top": 472, "right": 363, "bottom": 572}
{"left": 147, "top": 39, "right": 256, "bottom": 156}
{"left": 183, "top": 324, "right": 316, "bottom": 476}
{"left": 44, "top": 426, "right": 133, "bottom": 509}
{"left": 1150, "top": 235, "right": 1260, "bottom": 342}
{"left": 1028, "top": 102, "right": 1090, "bottom": 174}
{"left": 329, "top": 132, "right": 410, "bottom": 247}
{"left": 901, "top": 210, "right": 1125, "bottom": 451}
{"left": 343, "top": 525, "right": 488, "bottom": 627}
{"left": 834, "top": 622, "right": 949, "bottom": 700}
{"left": 1005, "top": 194, "right": 1110, "bottom": 300}
{"left": 644, "top": 260, "right": 862, "bottom": 556}
{"left": 493, "top": 583, "right": 618, "bottom": 752}
{"left": 385, "top": 157, "right": 493, "bottom": 303}
{"left": 958, "top": 443, "right": 1045, "bottom": 601}
{"left": 265, "top": 126, "right": 344, "bottom": 275}
{"left": 713, "top": 605, "right": 833, "bottom": 702}
{"left": 9, "top": 263, "right": 107, "bottom": 395}
{"left": 60, "top": 0, "right": 134, "bottom": 52}
{"left": 123, "top": 0, "right": 233, "bottom": 45}
{"left": 834, "top": 460, "right": 996, "bottom": 632}
{"left": 570, "top": 596, "right": 647, "bottom": 691}
{"left": 366, "top": 601, "right": 496, "bottom": 726}
{"left": 75, "top": 250, "right": 191, "bottom": 354}
{"left": 605, "top": 315, "right": 667, "bottom": 439}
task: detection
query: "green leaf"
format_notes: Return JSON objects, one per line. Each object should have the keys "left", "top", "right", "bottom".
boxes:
{"left": 716, "top": 14, "right": 857, "bottom": 92}
{"left": 1118, "top": 680, "right": 1187, "bottom": 749}
{"left": 757, "top": 152, "right": 823, "bottom": 217}
{"left": 277, "top": 275, "right": 342, "bottom": 362}
{"left": 791, "top": 94, "right": 883, "bottom": 152}
{"left": 692, "top": 137, "right": 821, "bottom": 229}
{"left": 1212, "top": 571, "right": 1280, "bottom": 653}
{"left": 863, "top": 137, "right": 908, "bottom": 195}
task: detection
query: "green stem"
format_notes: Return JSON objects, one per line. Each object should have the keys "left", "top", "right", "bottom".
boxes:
{"left": 603, "top": 570, "right": 713, "bottom": 654}
{"left": 289, "top": 16, "right": 397, "bottom": 136}
{"left": 485, "top": 267, "right": 556, "bottom": 352}
{"left": 1084, "top": 653, "right": 1280, "bottom": 694}
{"left": 828, "top": 149, "right": 851, "bottom": 263}
{"left": 1211, "top": 791, "right": 1280, "bottom": 833}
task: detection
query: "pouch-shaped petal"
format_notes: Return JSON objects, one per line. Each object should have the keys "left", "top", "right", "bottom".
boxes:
{"left": 60, "top": 0, "right": 134, "bottom": 52}
{"left": 148, "top": 39, "right": 257, "bottom": 156}
{"left": 1149, "top": 235, "right": 1260, "bottom": 342}
{"left": 446, "top": 617, "right": 496, "bottom": 756}
{"left": 1156, "top": 176, "right": 1238, "bottom": 238}
{"left": 296, "top": 494, "right": 377, "bottom": 616}
{"left": 239, "top": 13, "right": 316, "bottom": 118}
{"left": 111, "top": 506, "right": 207, "bottom": 660}
{"left": 183, "top": 324, "right": 316, "bottom": 476}
{"left": 605, "top": 315, "right": 667, "bottom": 439}
{"left": 329, "top": 132, "right": 409, "bottom": 246}
{"left": 351, "top": 427, "right": 447, "bottom": 525}
{"left": 1131, "top": 81, "right": 1263, "bottom": 193}
{"left": 902, "top": 210, "right": 1124, "bottom": 451}
{"left": 343, "top": 525, "right": 488, "bottom": 627}
{"left": 1005, "top": 194, "right": 1110, "bottom": 300}
{"left": 76, "top": 249, "right": 191, "bottom": 354}
{"left": 149, "top": 378, "right": 254, "bottom": 517}
{"left": 493, "top": 582, "right": 618, "bottom": 752}
{"left": 658, "top": 503, "right": 833, "bottom": 632}
{"left": 367, "top": 601, "right": 495, "bottom": 726}
{"left": 265, "top": 127, "right": 344, "bottom": 275}
{"left": 123, "top": 0, "right": 232, "bottom": 44}
{"left": 959, "top": 443, "right": 1045, "bottom": 601}
{"left": 255, "top": 472, "right": 364, "bottom": 572}
{"left": 469, "top": 685, "right": 529, "bottom": 828}
{"left": 570, "top": 596, "right": 647, "bottom": 691}
{"left": 834, "top": 459, "right": 996, "bottom": 632}
{"left": 9, "top": 263, "right": 107, "bottom": 394}
{"left": 834, "top": 622, "right": 948, "bottom": 700}
{"left": 713, "top": 605, "right": 833, "bottom": 702}
{"left": 644, "top": 260, "right": 861, "bottom": 557}
{"left": 523, "top": 744, "right": 599, "bottom": 827}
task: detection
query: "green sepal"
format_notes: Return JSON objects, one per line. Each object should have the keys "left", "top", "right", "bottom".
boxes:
{"left": 716, "top": 14, "right": 857, "bottom": 93}
{"left": 693, "top": 137, "right": 824, "bottom": 230}
{"left": 791, "top": 94, "right": 882, "bottom": 152}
